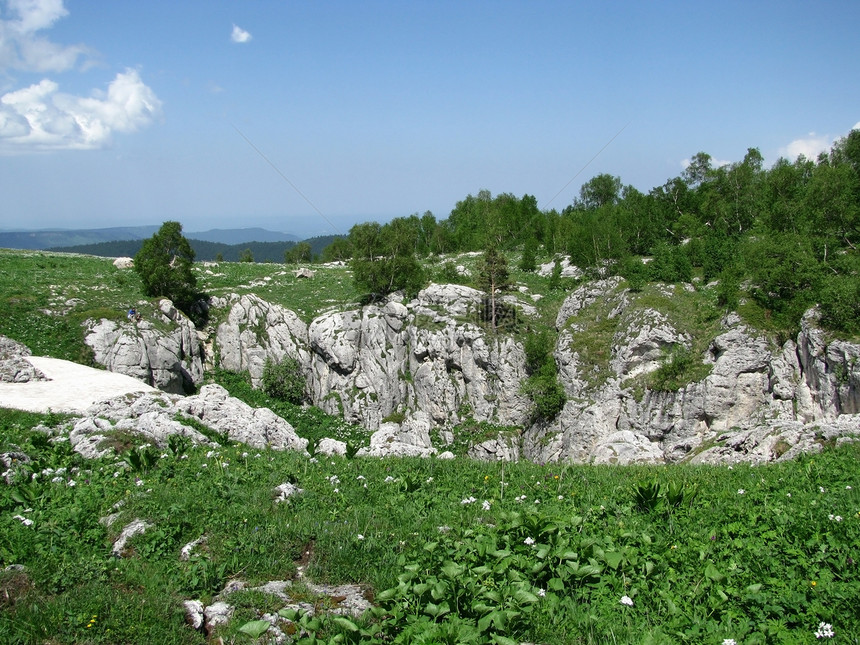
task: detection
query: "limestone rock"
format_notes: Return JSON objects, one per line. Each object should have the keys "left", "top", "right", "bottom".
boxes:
{"left": 85, "top": 299, "right": 203, "bottom": 394}
{"left": 113, "top": 257, "right": 134, "bottom": 269}
{"left": 215, "top": 293, "right": 310, "bottom": 387}
{"left": 112, "top": 519, "right": 152, "bottom": 556}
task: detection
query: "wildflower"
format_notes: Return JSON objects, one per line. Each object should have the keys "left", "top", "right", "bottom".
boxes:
{"left": 620, "top": 595, "right": 634, "bottom": 606}
{"left": 51, "top": 476, "right": 63, "bottom": 484}
{"left": 357, "top": 534, "right": 365, "bottom": 540}
{"left": 670, "top": 544, "right": 677, "bottom": 550}
{"left": 333, "top": 488, "right": 339, "bottom": 494}
{"left": 534, "top": 499, "right": 540, "bottom": 504}
{"left": 538, "top": 588, "right": 546, "bottom": 597}
{"left": 180, "top": 454, "right": 189, "bottom": 460}
{"left": 206, "top": 450, "right": 217, "bottom": 459}
{"left": 438, "top": 525, "right": 451, "bottom": 533}
{"left": 558, "top": 495, "right": 564, "bottom": 500}
{"left": 241, "top": 452, "right": 249, "bottom": 458}
{"left": 484, "top": 475, "right": 489, "bottom": 481}
{"left": 787, "top": 493, "right": 791, "bottom": 498}
{"left": 819, "top": 486, "right": 826, "bottom": 493}
{"left": 384, "top": 476, "right": 396, "bottom": 483}
{"left": 201, "top": 463, "right": 208, "bottom": 468}
{"left": 160, "top": 453, "right": 168, "bottom": 459}
{"left": 67, "top": 479, "right": 76, "bottom": 487}
{"left": 524, "top": 537, "right": 535, "bottom": 546}
{"left": 13, "top": 515, "right": 33, "bottom": 527}
{"left": 810, "top": 581, "right": 817, "bottom": 587}
{"left": 814, "top": 622, "right": 834, "bottom": 638}
{"left": 846, "top": 485, "right": 852, "bottom": 490}
{"left": 482, "top": 500, "right": 491, "bottom": 511}
{"left": 723, "top": 640, "right": 737, "bottom": 645}
{"left": 328, "top": 475, "right": 340, "bottom": 485}
{"left": 425, "top": 477, "right": 433, "bottom": 483}
{"left": 356, "top": 475, "right": 366, "bottom": 481}
{"left": 737, "top": 489, "right": 745, "bottom": 495}
{"left": 515, "top": 494, "right": 527, "bottom": 503}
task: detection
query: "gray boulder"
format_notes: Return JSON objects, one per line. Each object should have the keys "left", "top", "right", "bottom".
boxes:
{"left": 85, "top": 299, "right": 203, "bottom": 394}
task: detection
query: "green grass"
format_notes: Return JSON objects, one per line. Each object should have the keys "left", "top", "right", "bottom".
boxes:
{"left": 2, "top": 407, "right": 858, "bottom": 644}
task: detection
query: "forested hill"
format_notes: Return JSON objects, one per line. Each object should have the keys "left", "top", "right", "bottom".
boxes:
{"left": 329, "top": 130, "right": 860, "bottom": 337}
{"left": 48, "top": 235, "right": 340, "bottom": 263}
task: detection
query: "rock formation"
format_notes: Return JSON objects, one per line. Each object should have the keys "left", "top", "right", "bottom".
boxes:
{"left": 85, "top": 298, "right": 204, "bottom": 394}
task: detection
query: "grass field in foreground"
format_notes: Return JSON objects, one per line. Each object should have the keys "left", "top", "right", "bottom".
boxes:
{"left": 1, "top": 408, "right": 858, "bottom": 644}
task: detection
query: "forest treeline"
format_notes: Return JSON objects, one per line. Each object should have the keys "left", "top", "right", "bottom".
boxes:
{"left": 327, "top": 130, "right": 860, "bottom": 335}
{"left": 49, "top": 235, "right": 339, "bottom": 263}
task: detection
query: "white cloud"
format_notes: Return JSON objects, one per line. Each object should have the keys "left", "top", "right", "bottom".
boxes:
{"left": 853, "top": 121, "right": 860, "bottom": 131}
{"left": 230, "top": 24, "right": 252, "bottom": 44}
{"left": 0, "top": 0, "right": 90, "bottom": 72}
{"left": 0, "top": 69, "right": 162, "bottom": 152}
{"left": 778, "top": 132, "right": 832, "bottom": 161}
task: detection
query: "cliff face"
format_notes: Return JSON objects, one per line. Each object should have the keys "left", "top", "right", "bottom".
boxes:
{"left": 84, "top": 276, "right": 858, "bottom": 464}
{"left": 207, "top": 279, "right": 859, "bottom": 465}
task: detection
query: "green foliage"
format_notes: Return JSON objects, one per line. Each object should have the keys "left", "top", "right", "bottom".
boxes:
{"left": 648, "top": 346, "right": 696, "bottom": 392}
{"left": 262, "top": 356, "right": 306, "bottom": 404}
{"left": 285, "top": 241, "right": 313, "bottom": 264}
{"left": 238, "top": 248, "right": 254, "bottom": 263}
{"left": 1, "top": 404, "right": 859, "bottom": 644}
{"left": 133, "top": 221, "right": 198, "bottom": 309}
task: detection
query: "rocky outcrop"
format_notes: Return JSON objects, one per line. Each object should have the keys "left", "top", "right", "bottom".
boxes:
{"left": 214, "top": 284, "right": 531, "bottom": 432}
{"left": 0, "top": 336, "right": 46, "bottom": 383}
{"left": 208, "top": 278, "right": 859, "bottom": 466}
{"left": 85, "top": 299, "right": 204, "bottom": 394}
{"left": 65, "top": 384, "right": 306, "bottom": 458}
{"left": 215, "top": 293, "right": 310, "bottom": 388}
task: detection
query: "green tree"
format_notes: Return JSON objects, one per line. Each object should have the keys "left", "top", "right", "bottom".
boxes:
{"left": 476, "top": 246, "right": 511, "bottom": 331}
{"left": 285, "top": 241, "right": 312, "bottom": 264}
{"left": 134, "top": 221, "right": 198, "bottom": 309}
{"left": 239, "top": 248, "right": 254, "bottom": 263}
{"left": 349, "top": 220, "right": 426, "bottom": 298}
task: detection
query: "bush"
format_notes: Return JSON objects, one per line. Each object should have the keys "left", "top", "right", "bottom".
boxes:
{"left": 262, "top": 356, "right": 305, "bottom": 404}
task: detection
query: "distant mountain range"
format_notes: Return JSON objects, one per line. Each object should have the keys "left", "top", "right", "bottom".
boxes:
{"left": 0, "top": 226, "right": 300, "bottom": 251}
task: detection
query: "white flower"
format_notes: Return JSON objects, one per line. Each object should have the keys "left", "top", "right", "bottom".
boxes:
{"left": 356, "top": 475, "right": 366, "bottom": 481}
{"left": 787, "top": 493, "right": 792, "bottom": 498}
{"left": 524, "top": 537, "right": 535, "bottom": 546}
{"left": 620, "top": 595, "right": 634, "bottom": 606}
{"left": 482, "top": 500, "right": 491, "bottom": 511}
{"left": 515, "top": 495, "right": 527, "bottom": 503}
{"left": 461, "top": 496, "right": 477, "bottom": 505}
{"left": 206, "top": 450, "right": 217, "bottom": 459}
{"left": 437, "top": 525, "right": 451, "bottom": 533}
{"left": 180, "top": 454, "right": 189, "bottom": 460}
{"left": 67, "top": 479, "right": 76, "bottom": 487}
{"left": 135, "top": 479, "right": 144, "bottom": 487}
{"left": 333, "top": 488, "right": 339, "bottom": 494}
{"left": 534, "top": 499, "right": 540, "bottom": 504}
{"left": 557, "top": 495, "right": 564, "bottom": 500}
{"left": 846, "top": 485, "right": 852, "bottom": 490}
{"left": 815, "top": 621, "right": 834, "bottom": 638}
{"left": 13, "top": 515, "right": 33, "bottom": 527}
{"left": 538, "top": 588, "right": 546, "bottom": 597}
{"left": 201, "top": 463, "right": 208, "bottom": 468}
{"left": 51, "top": 476, "right": 63, "bottom": 484}
{"left": 426, "top": 477, "right": 434, "bottom": 483}
{"left": 737, "top": 489, "right": 746, "bottom": 495}
{"left": 384, "top": 476, "right": 396, "bottom": 483}
{"left": 723, "top": 640, "right": 737, "bottom": 645}
{"left": 819, "top": 486, "right": 826, "bottom": 493}
{"left": 357, "top": 534, "right": 365, "bottom": 540}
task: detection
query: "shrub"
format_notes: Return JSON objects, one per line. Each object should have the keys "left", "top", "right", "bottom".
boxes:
{"left": 262, "top": 356, "right": 306, "bottom": 404}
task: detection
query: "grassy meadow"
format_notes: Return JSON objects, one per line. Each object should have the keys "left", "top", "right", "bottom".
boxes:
{"left": 1, "top": 249, "right": 859, "bottom": 643}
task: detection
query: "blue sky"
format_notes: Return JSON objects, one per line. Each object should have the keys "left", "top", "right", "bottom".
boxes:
{"left": 1, "top": 0, "right": 858, "bottom": 238}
